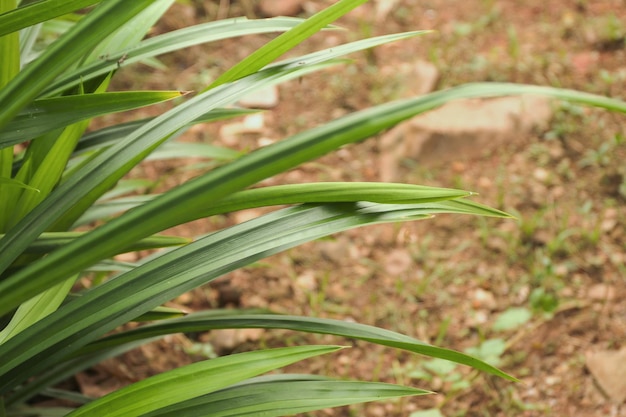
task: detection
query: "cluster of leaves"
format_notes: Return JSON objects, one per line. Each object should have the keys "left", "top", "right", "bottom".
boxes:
{"left": 1, "top": 0, "right": 624, "bottom": 416}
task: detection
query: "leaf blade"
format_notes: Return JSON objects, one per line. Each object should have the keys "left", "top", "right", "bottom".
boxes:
{"left": 65, "top": 346, "right": 343, "bottom": 417}
{"left": 142, "top": 376, "right": 431, "bottom": 417}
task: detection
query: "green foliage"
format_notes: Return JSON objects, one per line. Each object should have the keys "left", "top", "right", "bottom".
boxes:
{"left": 0, "top": 1, "right": 624, "bottom": 415}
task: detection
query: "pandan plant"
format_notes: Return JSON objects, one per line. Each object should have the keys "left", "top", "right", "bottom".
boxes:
{"left": 1, "top": 0, "right": 624, "bottom": 416}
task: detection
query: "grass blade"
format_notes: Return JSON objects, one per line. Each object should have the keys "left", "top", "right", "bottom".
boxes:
{"left": 0, "top": 201, "right": 505, "bottom": 391}
{"left": 0, "top": 0, "right": 154, "bottom": 130}
{"left": 208, "top": 0, "right": 368, "bottom": 88}
{"left": 1, "top": 91, "right": 186, "bottom": 148}
{"left": 64, "top": 346, "right": 343, "bottom": 417}
{"left": 142, "top": 376, "right": 431, "bottom": 417}
{"left": 0, "top": 0, "right": 100, "bottom": 37}
{"left": 7, "top": 232, "right": 189, "bottom": 254}
{"left": 82, "top": 310, "right": 517, "bottom": 381}
{"left": 43, "top": 17, "right": 317, "bottom": 97}
{"left": 1, "top": 82, "right": 621, "bottom": 315}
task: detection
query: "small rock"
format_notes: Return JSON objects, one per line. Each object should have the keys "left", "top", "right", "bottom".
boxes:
{"left": 586, "top": 348, "right": 626, "bottom": 403}
{"left": 380, "top": 60, "right": 439, "bottom": 97}
{"left": 219, "top": 114, "right": 265, "bottom": 146}
{"left": 318, "top": 238, "right": 351, "bottom": 265}
{"left": 257, "top": 137, "right": 275, "bottom": 147}
{"left": 471, "top": 288, "right": 497, "bottom": 310}
{"left": 238, "top": 85, "right": 279, "bottom": 109}
{"left": 545, "top": 375, "right": 562, "bottom": 386}
{"left": 477, "top": 176, "right": 492, "bottom": 188}
{"left": 258, "top": 0, "right": 304, "bottom": 17}
{"left": 379, "top": 95, "right": 553, "bottom": 180}
{"left": 208, "top": 329, "right": 238, "bottom": 352}
{"left": 383, "top": 249, "right": 413, "bottom": 275}
{"left": 467, "top": 309, "right": 489, "bottom": 326}
{"left": 588, "top": 283, "right": 616, "bottom": 301}
{"left": 295, "top": 271, "right": 317, "bottom": 292}
{"left": 601, "top": 218, "right": 617, "bottom": 232}
{"left": 242, "top": 113, "right": 265, "bottom": 129}
{"left": 533, "top": 167, "right": 549, "bottom": 182}
{"left": 209, "top": 328, "right": 264, "bottom": 353}
{"left": 375, "top": 0, "right": 401, "bottom": 22}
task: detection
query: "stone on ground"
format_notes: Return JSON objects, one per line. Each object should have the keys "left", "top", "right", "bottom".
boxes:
{"left": 586, "top": 348, "right": 626, "bottom": 403}
{"left": 379, "top": 95, "right": 554, "bottom": 181}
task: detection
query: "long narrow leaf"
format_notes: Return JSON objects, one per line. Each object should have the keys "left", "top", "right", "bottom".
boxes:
{"left": 0, "top": 201, "right": 508, "bottom": 392}
{"left": 0, "top": 274, "right": 76, "bottom": 344}
{"left": 0, "top": 0, "right": 155, "bottom": 129}
{"left": 0, "top": 91, "right": 186, "bottom": 148}
{"left": 7, "top": 232, "right": 189, "bottom": 254}
{"left": 0, "top": 0, "right": 19, "bottom": 232}
{"left": 7, "top": 336, "right": 165, "bottom": 406}
{"left": 75, "top": 182, "right": 472, "bottom": 226}
{"left": 208, "top": 0, "right": 368, "bottom": 88}
{"left": 1, "top": 82, "right": 617, "bottom": 313}
{"left": 0, "top": 176, "right": 38, "bottom": 191}
{"left": 9, "top": 108, "right": 253, "bottom": 175}
{"left": 0, "top": 60, "right": 337, "bottom": 281}
{"left": 0, "top": 30, "right": 431, "bottom": 282}
{"left": 142, "top": 376, "right": 431, "bottom": 417}
{"left": 42, "top": 17, "right": 320, "bottom": 97}
{"left": 72, "top": 108, "right": 256, "bottom": 155}
{"left": 80, "top": 310, "right": 516, "bottom": 381}
{"left": 64, "top": 346, "right": 343, "bottom": 417}
{"left": 81, "top": 0, "right": 175, "bottom": 65}
{"left": 0, "top": 0, "right": 100, "bottom": 38}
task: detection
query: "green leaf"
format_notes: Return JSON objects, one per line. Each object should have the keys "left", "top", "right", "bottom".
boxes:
{"left": 81, "top": 0, "right": 175, "bottom": 65}
{"left": 141, "top": 375, "right": 431, "bottom": 417}
{"left": 96, "top": 179, "right": 153, "bottom": 201}
{"left": 0, "top": 60, "right": 337, "bottom": 280}
{"left": 0, "top": 0, "right": 100, "bottom": 38}
{"left": 10, "top": 119, "right": 91, "bottom": 227}
{"left": 208, "top": 0, "right": 368, "bottom": 88}
{"left": 75, "top": 182, "right": 472, "bottom": 226}
{"left": 73, "top": 195, "right": 155, "bottom": 227}
{"left": 0, "top": 30, "right": 432, "bottom": 278}
{"left": 464, "top": 339, "right": 507, "bottom": 367}
{"left": 146, "top": 142, "right": 241, "bottom": 162}
{"left": 71, "top": 108, "right": 256, "bottom": 156}
{"left": 0, "top": 176, "right": 38, "bottom": 192}
{"left": 0, "top": 0, "right": 155, "bottom": 130}
{"left": 7, "top": 336, "right": 163, "bottom": 406}
{"left": 64, "top": 346, "right": 343, "bottom": 417}
{"left": 80, "top": 310, "right": 517, "bottom": 381}
{"left": 7, "top": 231, "right": 189, "bottom": 254}
{"left": 43, "top": 17, "right": 319, "bottom": 97}
{"left": 492, "top": 307, "right": 532, "bottom": 331}
{"left": 0, "top": 0, "right": 19, "bottom": 234}
{"left": 270, "top": 30, "right": 431, "bottom": 69}
{"left": 0, "top": 202, "right": 513, "bottom": 393}
{"left": 4, "top": 80, "right": 617, "bottom": 316}
{"left": 0, "top": 91, "right": 186, "bottom": 148}
{"left": 131, "top": 306, "right": 186, "bottom": 322}
{"left": 0, "top": 274, "right": 76, "bottom": 344}
{"left": 0, "top": 0, "right": 19, "bottom": 86}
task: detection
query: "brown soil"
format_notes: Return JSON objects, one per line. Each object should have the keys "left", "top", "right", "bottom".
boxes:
{"left": 75, "top": 1, "right": 626, "bottom": 416}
